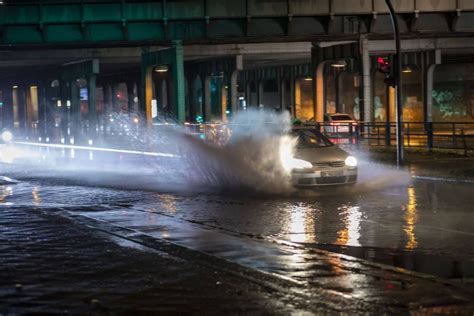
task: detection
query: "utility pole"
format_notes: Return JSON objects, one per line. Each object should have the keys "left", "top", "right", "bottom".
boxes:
{"left": 385, "top": 0, "right": 404, "bottom": 166}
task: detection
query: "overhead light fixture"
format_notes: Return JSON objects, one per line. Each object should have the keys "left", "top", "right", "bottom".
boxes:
{"left": 154, "top": 65, "right": 169, "bottom": 73}
{"left": 12, "top": 85, "right": 18, "bottom": 89}
{"left": 331, "top": 60, "right": 347, "bottom": 68}
{"left": 304, "top": 76, "right": 313, "bottom": 81}
{"left": 402, "top": 65, "right": 413, "bottom": 73}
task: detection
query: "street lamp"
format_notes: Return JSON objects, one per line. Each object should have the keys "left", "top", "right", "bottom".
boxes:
{"left": 385, "top": 0, "right": 404, "bottom": 166}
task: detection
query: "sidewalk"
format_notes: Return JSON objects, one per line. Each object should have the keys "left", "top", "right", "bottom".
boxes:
{"left": 0, "top": 207, "right": 298, "bottom": 315}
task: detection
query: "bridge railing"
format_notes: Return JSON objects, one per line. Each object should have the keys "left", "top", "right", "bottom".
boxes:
{"left": 308, "top": 121, "right": 474, "bottom": 152}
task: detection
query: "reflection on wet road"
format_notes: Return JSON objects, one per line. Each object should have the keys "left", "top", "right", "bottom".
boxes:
{"left": 1, "top": 166, "right": 473, "bottom": 283}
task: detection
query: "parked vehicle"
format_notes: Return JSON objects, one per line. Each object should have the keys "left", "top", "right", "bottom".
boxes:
{"left": 323, "top": 113, "right": 358, "bottom": 135}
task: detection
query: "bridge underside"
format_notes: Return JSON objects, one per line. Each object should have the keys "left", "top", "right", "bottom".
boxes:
{"left": 1, "top": 0, "right": 474, "bottom": 47}
{"left": 0, "top": 0, "right": 474, "bottom": 144}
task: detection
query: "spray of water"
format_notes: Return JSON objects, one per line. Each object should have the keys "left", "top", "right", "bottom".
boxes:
{"left": 0, "top": 109, "right": 297, "bottom": 194}
{"left": 176, "top": 109, "right": 295, "bottom": 193}
{"left": 1, "top": 109, "right": 412, "bottom": 195}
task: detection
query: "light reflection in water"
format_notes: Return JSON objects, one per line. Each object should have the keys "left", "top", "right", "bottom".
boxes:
{"left": 287, "top": 203, "right": 316, "bottom": 243}
{"left": 32, "top": 186, "right": 41, "bottom": 206}
{"left": 336, "top": 205, "right": 362, "bottom": 247}
{"left": 0, "top": 186, "right": 13, "bottom": 203}
{"left": 158, "top": 194, "right": 177, "bottom": 214}
{"left": 404, "top": 186, "right": 418, "bottom": 250}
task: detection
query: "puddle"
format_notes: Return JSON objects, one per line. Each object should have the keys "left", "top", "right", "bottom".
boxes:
{"left": 308, "top": 243, "right": 474, "bottom": 285}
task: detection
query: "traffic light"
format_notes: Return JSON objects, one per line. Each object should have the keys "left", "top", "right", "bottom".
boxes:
{"left": 377, "top": 56, "right": 396, "bottom": 87}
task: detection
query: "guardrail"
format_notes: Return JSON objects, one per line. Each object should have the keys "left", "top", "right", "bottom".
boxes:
{"left": 302, "top": 121, "right": 474, "bottom": 153}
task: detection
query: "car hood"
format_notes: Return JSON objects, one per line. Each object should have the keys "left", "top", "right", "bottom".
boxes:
{"left": 295, "top": 146, "right": 349, "bottom": 164}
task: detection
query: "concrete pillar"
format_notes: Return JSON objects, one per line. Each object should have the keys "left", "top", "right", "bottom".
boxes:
{"left": 87, "top": 75, "right": 97, "bottom": 135}
{"left": 295, "top": 78, "right": 301, "bottom": 118}
{"left": 70, "top": 79, "right": 80, "bottom": 141}
{"left": 2, "top": 87, "right": 14, "bottom": 130}
{"left": 388, "top": 86, "right": 396, "bottom": 122}
{"left": 424, "top": 64, "right": 436, "bottom": 124}
{"left": 185, "top": 77, "right": 190, "bottom": 121}
{"left": 230, "top": 70, "right": 239, "bottom": 115}
{"left": 204, "top": 76, "right": 211, "bottom": 122}
{"left": 171, "top": 40, "right": 185, "bottom": 123}
{"left": 335, "top": 72, "right": 343, "bottom": 113}
{"left": 59, "top": 80, "right": 69, "bottom": 140}
{"left": 361, "top": 36, "right": 372, "bottom": 123}
{"left": 37, "top": 83, "right": 47, "bottom": 139}
{"left": 17, "top": 86, "right": 27, "bottom": 135}
{"left": 316, "top": 61, "right": 328, "bottom": 122}
{"left": 221, "top": 81, "right": 227, "bottom": 122}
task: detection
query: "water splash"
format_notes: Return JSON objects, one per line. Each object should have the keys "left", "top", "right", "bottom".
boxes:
{"left": 0, "top": 109, "right": 297, "bottom": 194}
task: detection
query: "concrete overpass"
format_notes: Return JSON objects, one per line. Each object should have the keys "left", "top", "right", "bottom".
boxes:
{"left": 0, "top": 0, "right": 474, "bottom": 144}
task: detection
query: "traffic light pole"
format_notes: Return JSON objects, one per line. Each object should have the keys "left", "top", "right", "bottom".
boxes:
{"left": 385, "top": 0, "right": 404, "bottom": 166}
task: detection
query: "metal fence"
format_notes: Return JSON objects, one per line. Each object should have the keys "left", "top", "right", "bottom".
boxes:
{"left": 302, "top": 122, "right": 474, "bottom": 153}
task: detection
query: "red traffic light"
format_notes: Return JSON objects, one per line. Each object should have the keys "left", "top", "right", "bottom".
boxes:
{"left": 377, "top": 56, "right": 391, "bottom": 74}
{"left": 377, "top": 56, "right": 396, "bottom": 87}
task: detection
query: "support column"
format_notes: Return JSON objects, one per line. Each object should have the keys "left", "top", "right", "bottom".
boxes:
{"left": 361, "top": 36, "right": 372, "bottom": 123}
{"left": 171, "top": 40, "right": 185, "bottom": 123}
{"left": 204, "top": 76, "right": 211, "bottom": 122}
{"left": 335, "top": 71, "right": 343, "bottom": 113}
{"left": 87, "top": 75, "right": 97, "bottom": 136}
{"left": 424, "top": 65, "right": 436, "bottom": 125}
{"left": 221, "top": 80, "right": 227, "bottom": 122}
{"left": 294, "top": 78, "right": 301, "bottom": 118}
{"left": 70, "top": 79, "right": 80, "bottom": 141}
{"left": 2, "top": 87, "right": 14, "bottom": 130}
{"left": 230, "top": 70, "right": 239, "bottom": 115}
{"left": 59, "top": 80, "right": 69, "bottom": 141}
{"left": 17, "top": 86, "right": 27, "bottom": 135}
{"left": 316, "top": 61, "right": 328, "bottom": 122}
{"left": 189, "top": 76, "right": 197, "bottom": 122}
{"left": 44, "top": 81, "right": 54, "bottom": 141}
{"left": 37, "top": 83, "right": 47, "bottom": 139}
{"left": 423, "top": 55, "right": 440, "bottom": 149}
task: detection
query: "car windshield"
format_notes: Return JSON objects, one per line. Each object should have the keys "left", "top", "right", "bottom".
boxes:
{"left": 331, "top": 115, "right": 353, "bottom": 121}
{"left": 291, "top": 129, "right": 334, "bottom": 148}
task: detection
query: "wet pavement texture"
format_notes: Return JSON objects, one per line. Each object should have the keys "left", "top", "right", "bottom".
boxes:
{"left": 1, "top": 144, "right": 474, "bottom": 313}
{"left": 0, "top": 207, "right": 300, "bottom": 314}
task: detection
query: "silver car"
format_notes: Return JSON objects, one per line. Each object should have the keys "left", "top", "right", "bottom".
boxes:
{"left": 290, "top": 127, "right": 357, "bottom": 187}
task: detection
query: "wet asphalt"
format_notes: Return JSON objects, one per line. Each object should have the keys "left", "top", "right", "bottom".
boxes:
{"left": 1, "top": 143, "right": 474, "bottom": 313}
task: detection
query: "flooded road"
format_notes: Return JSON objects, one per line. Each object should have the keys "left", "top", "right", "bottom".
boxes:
{"left": 1, "top": 145, "right": 473, "bottom": 284}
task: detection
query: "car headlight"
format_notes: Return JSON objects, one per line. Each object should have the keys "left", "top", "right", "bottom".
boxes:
{"left": 1, "top": 131, "right": 13, "bottom": 142}
{"left": 345, "top": 156, "right": 357, "bottom": 167}
{"left": 290, "top": 158, "right": 313, "bottom": 171}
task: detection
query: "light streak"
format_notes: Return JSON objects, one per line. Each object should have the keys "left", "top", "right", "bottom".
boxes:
{"left": 13, "top": 142, "right": 178, "bottom": 158}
